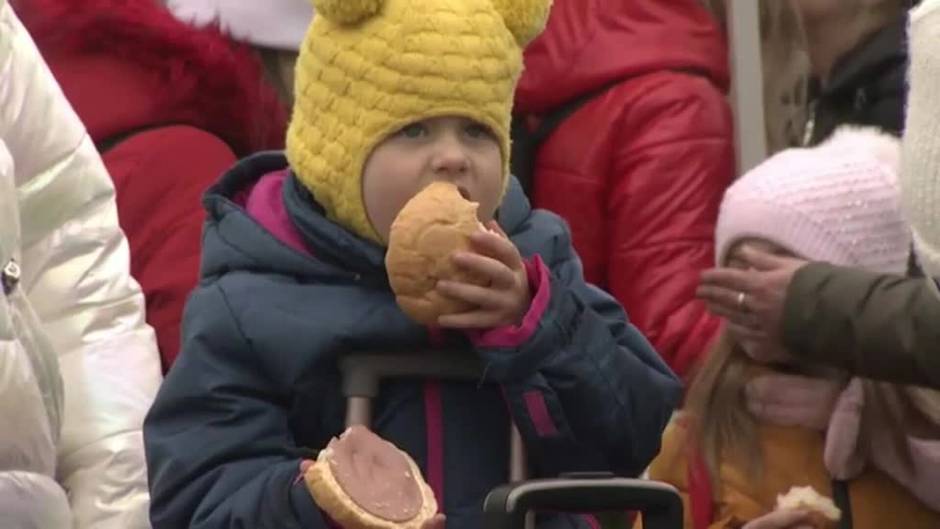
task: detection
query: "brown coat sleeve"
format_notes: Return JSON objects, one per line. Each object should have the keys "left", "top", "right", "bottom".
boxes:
{"left": 782, "top": 262, "right": 940, "bottom": 388}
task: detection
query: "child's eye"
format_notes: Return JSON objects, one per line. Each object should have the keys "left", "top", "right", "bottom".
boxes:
{"left": 465, "top": 123, "right": 494, "bottom": 139}
{"left": 398, "top": 123, "right": 428, "bottom": 139}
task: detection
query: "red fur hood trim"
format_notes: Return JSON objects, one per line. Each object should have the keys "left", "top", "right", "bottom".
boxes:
{"left": 13, "top": 0, "right": 288, "bottom": 155}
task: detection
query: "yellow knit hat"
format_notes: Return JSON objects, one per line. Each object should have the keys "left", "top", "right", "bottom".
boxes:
{"left": 286, "top": 0, "right": 553, "bottom": 243}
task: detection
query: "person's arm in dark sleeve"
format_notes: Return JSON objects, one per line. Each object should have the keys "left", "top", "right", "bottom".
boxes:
{"left": 783, "top": 262, "right": 940, "bottom": 388}
{"left": 144, "top": 284, "right": 326, "bottom": 529}
{"left": 469, "top": 217, "right": 683, "bottom": 478}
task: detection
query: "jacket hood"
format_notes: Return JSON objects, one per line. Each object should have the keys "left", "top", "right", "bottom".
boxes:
{"left": 201, "top": 153, "right": 534, "bottom": 284}
{"left": 514, "top": 0, "right": 729, "bottom": 114}
{"left": 13, "top": 0, "right": 288, "bottom": 155}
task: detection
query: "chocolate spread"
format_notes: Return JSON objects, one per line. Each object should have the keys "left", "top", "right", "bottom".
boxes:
{"left": 327, "top": 426, "right": 423, "bottom": 521}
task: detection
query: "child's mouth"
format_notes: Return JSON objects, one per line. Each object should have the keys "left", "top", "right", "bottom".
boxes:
{"left": 457, "top": 186, "right": 472, "bottom": 201}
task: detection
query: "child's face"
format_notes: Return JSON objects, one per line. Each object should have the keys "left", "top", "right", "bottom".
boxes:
{"left": 362, "top": 116, "right": 504, "bottom": 244}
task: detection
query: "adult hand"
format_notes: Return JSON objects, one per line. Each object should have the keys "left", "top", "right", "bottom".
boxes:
{"left": 697, "top": 244, "right": 809, "bottom": 349}
{"left": 746, "top": 373, "right": 846, "bottom": 431}
{"left": 741, "top": 510, "right": 814, "bottom": 529}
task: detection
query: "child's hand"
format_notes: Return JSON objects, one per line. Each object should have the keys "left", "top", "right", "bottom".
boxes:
{"left": 742, "top": 510, "right": 814, "bottom": 529}
{"left": 436, "top": 221, "right": 532, "bottom": 329}
{"left": 421, "top": 514, "right": 446, "bottom": 529}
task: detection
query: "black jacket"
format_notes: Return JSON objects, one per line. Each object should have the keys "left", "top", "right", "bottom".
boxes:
{"left": 806, "top": 14, "right": 908, "bottom": 145}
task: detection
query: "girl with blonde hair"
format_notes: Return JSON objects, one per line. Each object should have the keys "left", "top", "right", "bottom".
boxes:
{"left": 650, "top": 127, "right": 940, "bottom": 529}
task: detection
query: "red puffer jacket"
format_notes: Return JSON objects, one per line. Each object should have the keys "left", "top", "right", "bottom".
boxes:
{"left": 515, "top": 0, "right": 733, "bottom": 379}
{"left": 16, "top": 0, "right": 288, "bottom": 370}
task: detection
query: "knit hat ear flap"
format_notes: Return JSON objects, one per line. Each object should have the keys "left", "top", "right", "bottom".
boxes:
{"left": 312, "top": 0, "right": 384, "bottom": 25}
{"left": 489, "top": 0, "right": 553, "bottom": 46}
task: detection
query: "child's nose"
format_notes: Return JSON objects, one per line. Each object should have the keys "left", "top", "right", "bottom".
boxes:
{"left": 430, "top": 138, "right": 470, "bottom": 177}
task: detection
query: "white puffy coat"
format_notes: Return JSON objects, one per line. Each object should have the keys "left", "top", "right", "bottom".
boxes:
{"left": 0, "top": 2, "right": 163, "bottom": 527}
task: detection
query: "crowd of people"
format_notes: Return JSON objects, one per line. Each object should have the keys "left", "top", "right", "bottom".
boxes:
{"left": 1, "top": 0, "right": 938, "bottom": 528}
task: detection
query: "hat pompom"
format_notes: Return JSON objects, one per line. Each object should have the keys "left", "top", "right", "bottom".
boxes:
{"left": 313, "top": 0, "right": 384, "bottom": 25}
{"left": 827, "top": 126, "right": 901, "bottom": 176}
{"left": 489, "top": 0, "right": 553, "bottom": 46}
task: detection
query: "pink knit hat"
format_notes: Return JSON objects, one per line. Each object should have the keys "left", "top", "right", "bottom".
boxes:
{"left": 715, "top": 127, "right": 911, "bottom": 275}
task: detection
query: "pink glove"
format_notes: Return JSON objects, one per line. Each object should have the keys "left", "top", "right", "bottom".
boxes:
{"left": 746, "top": 373, "right": 846, "bottom": 431}
{"left": 860, "top": 385, "right": 940, "bottom": 509}
{"left": 824, "top": 378, "right": 867, "bottom": 480}
{"left": 870, "top": 431, "right": 940, "bottom": 509}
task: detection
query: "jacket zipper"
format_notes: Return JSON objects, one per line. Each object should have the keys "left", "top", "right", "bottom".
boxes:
{"left": 802, "top": 100, "right": 818, "bottom": 147}
{"left": 2, "top": 259, "right": 20, "bottom": 295}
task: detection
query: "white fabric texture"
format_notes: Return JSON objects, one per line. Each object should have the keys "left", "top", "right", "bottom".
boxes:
{"left": 0, "top": 2, "right": 162, "bottom": 527}
{"left": 166, "top": 0, "right": 314, "bottom": 50}
{"left": 0, "top": 472, "right": 72, "bottom": 529}
{"left": 903, "top": 0, "right": 940, "bottom": 284}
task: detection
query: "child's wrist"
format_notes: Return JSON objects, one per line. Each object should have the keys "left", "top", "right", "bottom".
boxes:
{"left": 467, "top": 256, "right": 550, "bottom": 347}
{"left": 510, "top": 262, "right": 534, "bottom": 326}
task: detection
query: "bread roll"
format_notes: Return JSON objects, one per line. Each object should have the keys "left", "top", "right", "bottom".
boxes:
{"left": 386, "top": 182, "right": 487, "bottom": 324}
{"left": 305, "top": 426, "right": 438, "bottom": 529}
{"left": 775, "top": 486, "right": 841, "bottom": 529}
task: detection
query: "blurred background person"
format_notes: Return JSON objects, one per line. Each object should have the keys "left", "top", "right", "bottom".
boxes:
{"left": 14, "top": 0, "right": 289, "bottom": 370}
{"left": 512, "top": 0, "right": 735, "bottom": 380}
{"left": 165, "top": 0, "right": 312, "bottom": 106}
{"left": 703, "top": 0, "right": 911, "bottom": 153}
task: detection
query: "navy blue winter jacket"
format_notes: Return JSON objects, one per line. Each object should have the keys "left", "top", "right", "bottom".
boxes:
{"left": 143, "top": 153, "right": 682, "bottom": 529}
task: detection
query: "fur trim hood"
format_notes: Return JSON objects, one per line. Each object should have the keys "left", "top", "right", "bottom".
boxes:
{"left": 13, "top": 0, "right": 288, "bottom": 155}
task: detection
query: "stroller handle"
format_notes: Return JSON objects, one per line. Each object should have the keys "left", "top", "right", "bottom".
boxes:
{"left": 483, "top": 477, "right": 683, "bottom": 529}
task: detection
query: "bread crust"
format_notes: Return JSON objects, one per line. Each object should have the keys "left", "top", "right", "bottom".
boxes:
{"left": 775, "top": 486, "right": 841, "bottom": 529}
{"left": 386, "top": 182, "right": 486, "bottom": 324}
{"left": 305, "top": 445, "right": 438, "bottom": 529}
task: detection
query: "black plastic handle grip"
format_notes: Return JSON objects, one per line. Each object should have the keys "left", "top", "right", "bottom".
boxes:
{"left": 483, "top": 477, "right": 683, "bottom": 529}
